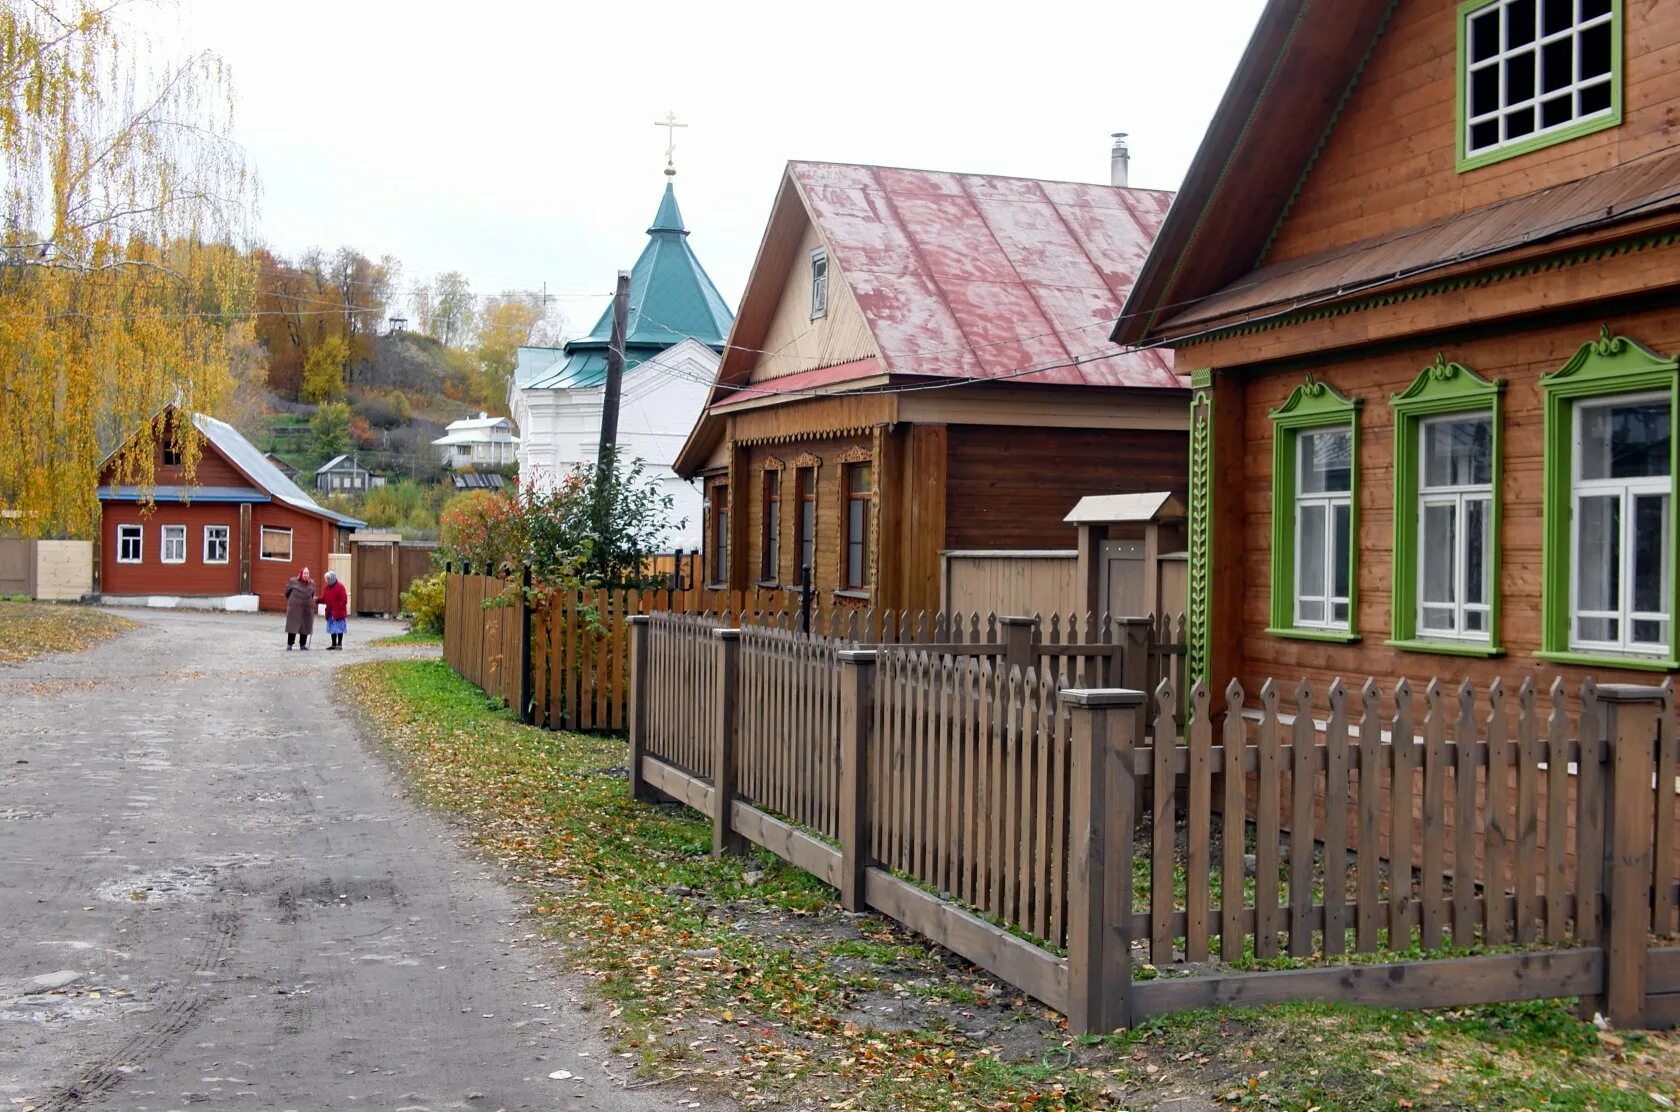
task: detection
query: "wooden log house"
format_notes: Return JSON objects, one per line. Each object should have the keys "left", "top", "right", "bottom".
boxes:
{"left": 674, "top": 161, "right": 1189, "bottom": 613}
{"left": 1115, "top": 0, "right": 1680, "bottom": 696}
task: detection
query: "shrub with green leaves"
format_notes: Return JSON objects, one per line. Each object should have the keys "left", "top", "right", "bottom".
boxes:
{"left": 401, "top": 571, "right": 447, "bottom": 633}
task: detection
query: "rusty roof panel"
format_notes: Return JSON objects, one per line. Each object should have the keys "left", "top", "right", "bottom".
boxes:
{"left": 1165, "top": 147, "right": 1680, "bottom": 333}
{"left": 788, "top": 162, "right": 1183, "bottom": 391}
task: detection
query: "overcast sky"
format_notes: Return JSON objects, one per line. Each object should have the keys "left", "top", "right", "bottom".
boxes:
{"left": 141, "top": 0, "right": 1266, "bottom": 338}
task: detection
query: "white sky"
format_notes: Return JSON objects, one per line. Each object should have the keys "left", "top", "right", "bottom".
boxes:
{"left": 141, "top": 0, "right": 1266, "bottom": 337}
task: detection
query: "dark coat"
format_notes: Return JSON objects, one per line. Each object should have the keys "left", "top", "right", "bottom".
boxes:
{"left": 284, "top": 577, "right": 316, "bottom": 635}
{"left": 320, "top": 579, "right": 349, "bottom": 622}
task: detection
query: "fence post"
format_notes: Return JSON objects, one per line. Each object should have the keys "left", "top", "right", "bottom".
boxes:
{"left": 1598, "top": 684, "right": 1663, "bottom": 1027}
{"left": 1063, "top": 686, "right": 1145, "bottom": 1035}
{"left": 837, "top": 648, "right": 878, "bottom": 911}
{"left": 518, "top": 566, "right": 534, "bottom": 723}
{"left": 627, "top": 615, "right": 653, "bottom": 803}
{"left": 712, "top": 627, "right": 744, "bottom": 857}
{"left": 999, "top": 615, "right": 1035, "bottom": 674}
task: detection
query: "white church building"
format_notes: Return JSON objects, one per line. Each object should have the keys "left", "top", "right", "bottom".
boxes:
{"left": 509, "top": 182, "right": 732, "bottom": 552}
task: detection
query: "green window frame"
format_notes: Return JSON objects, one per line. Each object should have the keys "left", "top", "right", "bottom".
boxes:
{"left": 1387, "top": 355, "right": 1506, "bottom": 658}
{"left": 1540, "top": 327, "right": 1680, "bottom": 672}
{"left": 1456, "top": 0, "right": 1623, "bottom": 174}
{"left": 1268, "top": 375, "right": 1361, "bottom": 643}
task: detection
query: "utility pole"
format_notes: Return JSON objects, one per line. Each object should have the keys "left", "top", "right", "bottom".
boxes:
{"left": 597, "top": 269, "right": 631, "bottom": 471}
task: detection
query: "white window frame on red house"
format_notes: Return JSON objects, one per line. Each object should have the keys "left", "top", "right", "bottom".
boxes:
{"left": 259, "top": 526, "right": 293, "bottom": 562}
{"left": 204, "top": 524, "right": 230, "bottom": 564}
{"left": 117, "top": 524, "right": 143, "bottom": 564}
{"left": 160, "top": 524, "right": 188, "bottom": 564}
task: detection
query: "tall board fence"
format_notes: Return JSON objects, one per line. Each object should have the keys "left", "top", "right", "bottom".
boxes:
{"left": 627, "top": 616, "right": 1680, "bottom": 1034}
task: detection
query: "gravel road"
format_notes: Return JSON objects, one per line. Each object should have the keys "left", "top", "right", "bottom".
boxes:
{"left": 0, "top": 608, "right": 707, "bottom": 1111}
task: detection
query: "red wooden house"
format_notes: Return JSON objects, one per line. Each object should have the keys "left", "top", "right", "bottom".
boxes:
{"left": 98, "top": 408, "right": 363, "bottom": 611}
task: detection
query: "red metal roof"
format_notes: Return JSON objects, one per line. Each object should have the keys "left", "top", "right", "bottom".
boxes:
{"left": 788, "top": 162, "right": 1183, "bottom": 390}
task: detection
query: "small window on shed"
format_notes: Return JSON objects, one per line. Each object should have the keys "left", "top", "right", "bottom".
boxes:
{"left": 810, "top": 248, "right": 829, "bottom": 319}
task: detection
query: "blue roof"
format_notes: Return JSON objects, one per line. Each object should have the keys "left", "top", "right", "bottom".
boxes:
{"left": 534, "top": 187, "right": 732, "bottom": 396}
{"left": 99, "top": 485, "right": 270, "bottom": 504}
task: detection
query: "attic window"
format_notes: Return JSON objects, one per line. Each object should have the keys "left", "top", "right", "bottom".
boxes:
{"left": 162, "top": 440, "right": 182, "bottom": 466}
{"left": 1459, "top": 0, "right": 1620, "bottom": 171}
{"left": 809, "top": 248, "right": 829, "bottom": 319}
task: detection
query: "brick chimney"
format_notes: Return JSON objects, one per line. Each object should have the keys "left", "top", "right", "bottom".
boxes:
{"left": 1110, "top": 133, "right": 1130, "bottom": 188}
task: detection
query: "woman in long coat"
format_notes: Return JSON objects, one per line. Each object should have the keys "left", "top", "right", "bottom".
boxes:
{"left": 284, "top": 567, "right": 316, "bottom": 650}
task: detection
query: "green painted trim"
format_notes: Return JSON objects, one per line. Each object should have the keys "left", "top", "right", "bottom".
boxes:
{"left": 1385, "top": 638, "right": 1507, "bottom": 659}
{"left": 1455, "top": 0, "right": 1624, "bottom": 174}
{"left": 1535, "top": 651, "right": 1680, "bottom": 673}
{"left": 1187, "top": 377, "right": 1214, "bottom": 683}
{"left": 1257, "top": 0, "right": 1399, "bottom": 266}
{"left": 1265, "top": 628, "right": 1364, "bottom": 644}
{"left": 1540, "top": 327, "right": 1680, "bottom": 657}
{"left": 1170, "top": 228, "right": 1680, "bottom": 350}
{"left": 1388, "top": 354, "right": 1505, "bottom": 648}
{"left": 1269, "top": 374, "right": 1361, "bottom": 636}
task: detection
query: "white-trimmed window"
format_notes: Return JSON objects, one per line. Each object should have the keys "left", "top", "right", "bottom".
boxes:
{"left": 1571, "top": 391, "right": 1671, "bottom": 655}
{"left": 1418, "top": 414, "right": 1495, "bottom": 640}
{"left": 117, "top": 524, "right": 143, "bottom": 564}
{"left": 160, "top": 525, "right": 187, "bottom": 564}
{"left": 1294, "top": 428, "right": 1353, "bottom": 629}
{"left": 259, "top": 526, "right": 293, "bottom": 563}
{"left": 810, "top": 248, "right": 829, "bottom": 319}
{"left": 204, "top": 525, "right": 230, "bottom": 564}
{"left": 1462, "top": 0, "right": 1617, "bottom": 162}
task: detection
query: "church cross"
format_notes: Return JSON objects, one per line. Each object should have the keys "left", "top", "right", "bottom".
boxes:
{"left": 654, "top": 111, "right": 687, "bottom": 177}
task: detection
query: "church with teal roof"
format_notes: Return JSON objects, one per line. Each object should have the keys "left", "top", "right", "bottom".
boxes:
{"left": 509, "top": 181, "right": 734, "bottom": 551}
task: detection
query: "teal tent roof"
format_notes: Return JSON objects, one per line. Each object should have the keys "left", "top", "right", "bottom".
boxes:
{"left": 527, "top": 183, "right": 733, "bottom": 391}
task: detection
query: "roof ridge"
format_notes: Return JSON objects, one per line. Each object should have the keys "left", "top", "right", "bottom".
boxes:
{"left": 787, "top": 158, "right": 1175, "bottom": 195}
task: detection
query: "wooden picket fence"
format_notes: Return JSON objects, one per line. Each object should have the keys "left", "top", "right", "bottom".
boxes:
{"left": 441, "top": 567, "right": 1184, "bottom": 730}
{"left": 628, "top": 616, "right": 1680, "bottom": 1033}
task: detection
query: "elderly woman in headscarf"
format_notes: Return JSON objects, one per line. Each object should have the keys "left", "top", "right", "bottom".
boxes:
{"left": 320, "top": 569, "right": 350, "bottom": 650}
{"left": 284, "top": 566, "right": 316, "bottom": 650}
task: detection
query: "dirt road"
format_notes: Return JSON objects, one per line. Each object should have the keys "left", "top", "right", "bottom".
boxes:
{"left": 0, "top": 608, "right": 703, "bottom": 1111}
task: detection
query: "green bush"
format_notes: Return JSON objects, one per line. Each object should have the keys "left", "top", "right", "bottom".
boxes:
{"left": 402, "top": 571, "right": 447, "bottom": 633}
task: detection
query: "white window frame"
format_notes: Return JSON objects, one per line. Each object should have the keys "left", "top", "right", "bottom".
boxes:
{"left": 1293, "top": 429, "right": 1352, "bottom": 631}
{"left": 1416, "top": 414, "right": 1495, "bottom": 643}
{"left": 1462, "top": 0, "right": 1617, "bottom": 161}
{"left": 203, "top": 525, "right": 230, "bottom": 565}
{"left": 160, "top": 524, "right": 187, "bottom": 564}
{"left": 116, "top": 524, "right": 143, "bottom": 564}
{"left": 1569, "top": 390, "right": 1672, "bottom": 657}
{"left": 810, "top": 247, "right": 829, "bottom": 320}
{"left": 259, "top": 525, "right": 294, "bottom": 563}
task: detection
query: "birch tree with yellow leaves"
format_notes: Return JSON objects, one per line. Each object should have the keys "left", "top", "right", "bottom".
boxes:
{"left": 0, "top": 1, "right": 257, "bottom": 537}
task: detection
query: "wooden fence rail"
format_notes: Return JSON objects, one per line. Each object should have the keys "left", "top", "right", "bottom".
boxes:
{"left": 626, "top": 614, "right": 1680, "bottom": 1034}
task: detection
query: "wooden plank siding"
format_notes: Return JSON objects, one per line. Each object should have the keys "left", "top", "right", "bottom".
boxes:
{"left": 1265, "top": 0, "right": 1680, "bottom": 265}
{"left": 1218, "top": 302, "right": 1680, "bottom": 699}
{"left": 943, "top": 425, "right": 1188, "bottom": 551}
{"left": 743, "top": 217, "right": 877, "bottom": 383}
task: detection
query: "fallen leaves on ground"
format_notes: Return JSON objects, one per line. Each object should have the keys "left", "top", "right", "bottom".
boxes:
{"left": 0, "top": 602, "right": 134, "bottom": 666}
{"left": 340, "top": 660, "right": 1680, "bottom": 1111}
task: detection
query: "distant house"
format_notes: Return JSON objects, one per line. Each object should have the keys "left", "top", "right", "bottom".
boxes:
{"left": 265, "top": 453, "right": 299, "bottom": 479}
{"left": 509, "top": 183, "right": 732, "bottom": 551}
{"left": 674, "top": 160, "right": 1187, "bottom": 613}
{"left": 315, "top": 454, "right": 384, "bottom": 494}
{"left": 98, "top": 407, "right": 365, "bottom": 611}
{"left": 432, "top": 413, "right": 518, "bottom": 471}
{"left": 450, "top": 472, "right": 506, "bottom": 491}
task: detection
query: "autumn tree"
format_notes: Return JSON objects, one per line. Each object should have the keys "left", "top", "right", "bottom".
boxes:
{"left": 431, "top": 271, "right": 476, "bottom": 347}
{"left": 473, "top": 291, "right": 559, "bottom": 408}
{"left": 301, "top": 335, "right": 350, "bottom": 403}
{"left": 0, "top": 0, "right": 257, "bottom": 537}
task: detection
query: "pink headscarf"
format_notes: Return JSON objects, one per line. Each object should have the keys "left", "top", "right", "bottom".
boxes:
{"left": 299, "top": 566, "right": 312, "bottom": 583}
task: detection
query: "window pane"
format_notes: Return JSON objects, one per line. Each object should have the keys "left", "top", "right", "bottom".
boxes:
{"left": 1541, "top": 0, "right": 1573, "bottom": 35}
{"left": 1505, "top": 0, "right": 1536, "bottom": 48}
{"left": 1505, "top": 52, "right": 1536, "bottom": 103}
{"left": 1577, "top": 494, "right": 1621, "bottom": 614}
{"left": 1505, "top": 105, "right": 1536, "bottom": 138}
{"left": 849, "top": 463, "right": 872, "bottom": 493}
{"left": 1299, "top": 598, "right": 1326, "bottom": 624}
{"left": 1579, "top": 615, "right": 1619, "bottom": 643}
{"left": 1540, "top": 93, "right": 1573, "bottom": 128}
{"left": 1540, "top": 37, "right": 1572, "bottom": 92}
{"left": 1579, "top": 79, "right": 1613, "bottom": 115}
{"left": 1580, "top": 400, "right": 1670, "bottom": 479}
{"left": 1299, "top": 503, "right": 1327, "bottom": 600}
{"left": 1471, "top": 65, "right": 1500, "bottom": 118}
{"left": 1332, "top": 501, "right": 1352, "bottom": 601}
{"left": 1465, "top": 496, "right": 1491, "bottom": 607}
{"left": 1633, "top": 619, "right": 1666, "bottom": 646}
{"left": 1580, "top": 0, "right": 1611, "bottom": 17}
{"left": 1466, "top": 609, "right": 1489, "bottom": 633}
{"left": 1581, "top": 22, "right": 1613, "bottom": 81}
{"left": 1471, "top": 120, "right": 1500, "bottom": 151}
{"left": 1470, "top": 9, "right": 1500, "bottom": 61}
{"left": 1299, "top": 429, "right": 1351, "bottom": 493}
{"left": 1422, "top": 502, "right": 1457, "bottom": 606}
{"left": 1423, "top": 414, "right": 1493, "bottom": 487}
{"left": 1632, "top": 493, "right": 1669, "bottom": 616}
{"left": 1422, "top": 605, "right": 1457, "bottom": 632}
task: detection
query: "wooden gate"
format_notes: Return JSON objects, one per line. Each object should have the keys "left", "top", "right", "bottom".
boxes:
{"left": 352, "top": 541, "right": 397, "bottom": 616}
{"left": 0, "top": 539, "right": 32, "bottom": 597}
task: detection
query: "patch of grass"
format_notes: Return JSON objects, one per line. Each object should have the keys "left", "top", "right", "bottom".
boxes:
{"left": 0, "top": 602, "right": 134, "bottom": 666}
{"left": 341, "top": 660, "right": 1680, "bottom": 1111}
{"left": 368, "top": 627, "right": 444, "bottom": 646}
